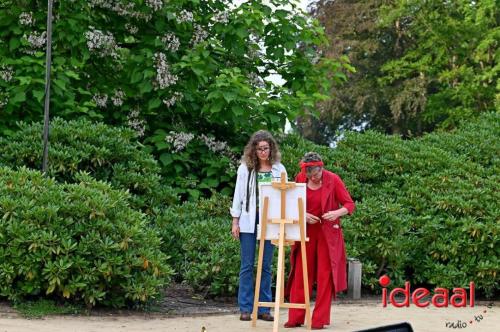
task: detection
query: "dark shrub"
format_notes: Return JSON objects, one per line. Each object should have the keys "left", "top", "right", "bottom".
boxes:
{"left": 0, "top": 166, "right": 172, "bottom": 307}
{"left": 156, "top": 193, "right": 240, "bottom": 296}
{"left": 279, "top": 113, "right": 499, "bottom": 296}
{"left": 0, "top": 118, "right": 178, "bottom": 213}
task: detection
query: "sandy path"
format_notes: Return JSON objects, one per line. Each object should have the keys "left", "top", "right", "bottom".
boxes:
{"left": 0, "top": 302, "right": 497, "bottom": 332}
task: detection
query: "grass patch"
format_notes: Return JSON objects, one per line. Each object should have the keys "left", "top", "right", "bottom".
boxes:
{"left": 14, "top": 299, "right": 82, "bottom": 318}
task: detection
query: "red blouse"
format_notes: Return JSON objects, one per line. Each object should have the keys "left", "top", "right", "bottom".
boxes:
{"left": 306, "top": 186, "right": 323, "bottom": 219}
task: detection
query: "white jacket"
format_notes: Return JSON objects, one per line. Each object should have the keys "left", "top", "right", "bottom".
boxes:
{"left": 230, "top": 162, "right": 288, "bottom": 234}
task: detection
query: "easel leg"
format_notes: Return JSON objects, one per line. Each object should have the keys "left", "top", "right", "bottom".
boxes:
{"left": 280, "top": 246, "right": 285, "bottom": 304}
{"left": 252, "top": 198, "right": 269, "bottom": 327}
{"left": 273, "top": 222, "right": 286, "bottom": 332}
{"left": 300, "top": 240, "right": 312, "bottom": 330}
{"left": 298, "top": 198, "right": 312, "bottom": 330}
{"left": 252, "top": 235, "right": 265, "bottom": 327}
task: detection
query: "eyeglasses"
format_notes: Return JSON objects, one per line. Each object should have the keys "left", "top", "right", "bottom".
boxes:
{"left": 256, "top": 147, "right": 270, "bottom": 153}
{"left": 307, "top": 169, "right": 323, "bottom": 179}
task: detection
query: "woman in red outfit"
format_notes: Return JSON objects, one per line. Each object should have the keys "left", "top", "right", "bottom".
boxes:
{"left": 285, "top": 152, "right": 355, "bottom": 329}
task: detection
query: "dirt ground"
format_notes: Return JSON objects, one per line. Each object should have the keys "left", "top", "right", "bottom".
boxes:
{"left": 0, "top": 299, "right": 497, "bottom": 332}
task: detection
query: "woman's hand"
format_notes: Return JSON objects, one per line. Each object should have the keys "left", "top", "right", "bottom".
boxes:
{"left": 231, "top": 218, "right": 240, "bottom": 240}
{"left": 322, "top": 208, "right": 348, "bottom": 222}
{"left": 306, "top": 213, "right": 321, "bottom": 224}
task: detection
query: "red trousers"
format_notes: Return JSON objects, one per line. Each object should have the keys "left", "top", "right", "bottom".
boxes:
{"left": 287, "top": 223, "right": 333, "bottom": 327}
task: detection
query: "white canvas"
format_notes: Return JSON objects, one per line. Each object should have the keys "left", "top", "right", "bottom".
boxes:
{"left": 257, "top": 182, "right": 307, "bottom": 240}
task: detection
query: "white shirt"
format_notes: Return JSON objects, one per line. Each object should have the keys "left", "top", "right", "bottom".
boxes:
{"left": 230, "top": 162, "right": 287, "bottom": 234}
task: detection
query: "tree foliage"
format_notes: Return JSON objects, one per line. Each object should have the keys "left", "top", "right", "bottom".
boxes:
{"left": 305, "top": 0, "right": 499, "bottom": 144}
{"left": 0, "top": 0, "right": 349, "bottom": 197}
{"left": 379, "top": 0, "right": 499, "bottom": 130}
{"left": 0, "top": 0, "right": 346, "bottom": 139}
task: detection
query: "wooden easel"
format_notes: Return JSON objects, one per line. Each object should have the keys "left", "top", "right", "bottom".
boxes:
{"left": 251, "top": 173, "right": 311, "bottom": 331}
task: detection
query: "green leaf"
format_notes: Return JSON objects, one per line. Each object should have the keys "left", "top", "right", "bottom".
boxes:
{"left": 33, "top": 90, "right": 45, "bottom": 103}
{"left": 139, "top": 82, "right": 153, "bottom": 94}
{"left": 148, "top": 98, "right": 161, "bottom": 110}
{"left": 160, "top": 153, "right": 173, "bottom": 166}
{"left": 222, "top": 92, "right": 236, "bottom": 103}
{"left": 10, "top": 91, "right": 26, "bottom": 104}
{"left": 131, "top": 70, "right": 143, "bottom": 84}
{"left": 209, "top": 100, "right": 225, "bottom": 114}
{"left": 9, "top": 38, "right": 20, "bottom": 51}
{"left": 236, "top": 27, "right": 248, "bottom": 39}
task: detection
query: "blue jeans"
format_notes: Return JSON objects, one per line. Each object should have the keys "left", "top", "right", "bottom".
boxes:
{"left": 238, "top": 232, "right": 274, "bottom": 314}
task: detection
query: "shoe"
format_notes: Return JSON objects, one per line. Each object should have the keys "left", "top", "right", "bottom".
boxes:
{"left": 312, "top": 325, "right": 324, "bottom": 330}
{"left": 257, "top": 313, "right": 274, "bottom": 321}
{"left": 239, "top": 312, "right": 251, "bottom": 321}
{"left": 284, "top": 321, "right": 302, "bottom": 328}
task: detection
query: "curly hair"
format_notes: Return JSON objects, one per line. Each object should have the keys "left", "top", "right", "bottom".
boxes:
{"left": 242, "top": 130, "right": 281, "bottom": 170}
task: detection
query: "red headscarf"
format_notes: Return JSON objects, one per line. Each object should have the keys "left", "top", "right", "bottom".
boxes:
{"left": 297, "top": 161, "right": 324, "bottom": 182}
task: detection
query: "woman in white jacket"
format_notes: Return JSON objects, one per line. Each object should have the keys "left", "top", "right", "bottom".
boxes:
{"left": 230, "top": 130, "right": 287, "bottom": 322}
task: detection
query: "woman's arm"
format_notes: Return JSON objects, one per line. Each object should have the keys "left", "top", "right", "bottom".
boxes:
{"left": 230, "top": 164, "right": 246, "bottom": 218}
{"left": 322, "top": 175, "right": 355, "bottom": 222}
{"left": 230, "top": 164, "right": 246, "bottom": 239}
{"left": 334, "top": 175, "right": 355, "bottom": 214}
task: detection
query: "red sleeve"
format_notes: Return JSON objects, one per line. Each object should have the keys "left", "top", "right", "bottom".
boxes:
{"left": 295, "top": 172, "right": 307, "bottom": 183}
{"left": 334, "top": 175, "right": 355, "bottom": 215}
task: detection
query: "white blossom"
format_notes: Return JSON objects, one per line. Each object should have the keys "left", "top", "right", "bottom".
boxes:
{"left": 111, "top": 89, "right": 125, "bottom": 106}
{"left": 127, "top": 108, "right": 146, "bottom": 137}
{"left": 27, "top": 31, "right": 46, "bottom": 49}
{"left": 228, "top": 158, "right": 238, "bottom": 172}
{"left": 85, "top": 27, "right": 119, "bottom": 59}
{"left": 89, "top": 0, "right": 152, "bottom": 21}
{"left": 92, "top": 93, "right": 108, "bottom": 108}
{"left": 165, "top": 131, "right": 195, "bottom": 152}
{"left": 199, "top": 133, "right": 239, "bottom": 170}
{"left": 154, "top": 52, "right": 178, "bottom": 90}
{"left": 145, "top": 0, "right": 163, "bottom": 11}
{"left": 161, "top": 33, "right": 180, "bottom": 52}
{"left": 191, "top": 24, "right": 208, "bottom": 45}
{"left": 0, "top": 95, "right": 8, "bottom": 109}
{"left": 19, "top": 12, "right": 34, "bottom": 26}
{"left": 125, "top": 23, "right": 138, "bottom": 34}
{"left": 248, "top": 72, "right": 265, "bottom": 88}
{"left": 309, "top": 49, "right": 322, "bottom": 65}
{"left": 199, "top": 134, "right": 229, "bottom": 154}
{"left": 176, "top": 10, "right": 194, "bottom": 23}
{"left": 162, "top": 92, "right": 183, "bottom": 107}
{"left": 163, "top": 131, "right": 239, "bottom": 171}
{"left": 212, "top": 11, "right": 229, "bottom": 24}
{"left": 0, "top": 66, "right": 14, "bottom": 82}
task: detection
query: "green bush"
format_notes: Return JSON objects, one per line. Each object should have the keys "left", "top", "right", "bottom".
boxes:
{"left": 279, "top": 113, "right": 499, "bottom": 296}
{"left": 147, "top": 129, "right": 239, "bottom": 201}
{"left": 421, "top": 112, "right": 499, "bottom": 171}
{"left": 0, "top": 118, "right": 178, "bottom": 213}
{"left": 156, "top": 193, "right": 240, "bottom": 296}
{"left": 0, "top": 166, "right": 172, "bottom": 307}
{"left": 159, "top": 113, "right": 498, "bottom": 298}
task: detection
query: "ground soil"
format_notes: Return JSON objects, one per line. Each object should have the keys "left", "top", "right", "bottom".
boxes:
{"left": 0, "top": 283, "right": 497, "bottom": 332}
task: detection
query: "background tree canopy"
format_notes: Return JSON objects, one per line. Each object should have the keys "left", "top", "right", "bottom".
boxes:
{"left": 301, "top": 0, "right": 499, "bottom": 144}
